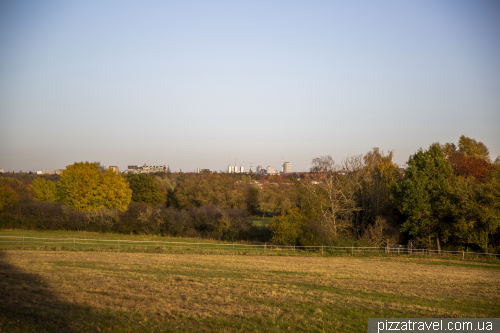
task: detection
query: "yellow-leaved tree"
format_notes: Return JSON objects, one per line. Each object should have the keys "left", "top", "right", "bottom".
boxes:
{"left": 56, "top": 162, "right": 132, "bottom": 211}
{"left": 458, "top": 135, "right": 490, "bottom": 161}
{"left": 0, "top": 179, "right": 18, "bottom": 212}
{"left": 32, "top": 177, "right": 57, "bottom": 202}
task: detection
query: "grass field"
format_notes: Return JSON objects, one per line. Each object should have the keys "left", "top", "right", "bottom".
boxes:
{"left": 2, "top": 230, "right": 497, "bottom": 261}
{"left": 251, "top": 217, "right": 272, "bottom": 227}
{"left": 0, "top": 229, "right": 225, "bottom": 244}
{"left": 1, "top": 242, "right": 499, "bottom": 332}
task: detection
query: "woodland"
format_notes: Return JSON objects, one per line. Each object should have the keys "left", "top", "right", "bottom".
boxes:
{"left": 1, "top": 135, "right": 499, "bottom": 253}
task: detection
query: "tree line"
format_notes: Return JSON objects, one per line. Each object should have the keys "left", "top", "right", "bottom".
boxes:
{"left": 1, "top": 135, "right": 499, "bottom": 252}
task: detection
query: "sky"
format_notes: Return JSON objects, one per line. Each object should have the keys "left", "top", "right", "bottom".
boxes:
{"left": 1, "top": 0, "right": 499, "bottom": 173}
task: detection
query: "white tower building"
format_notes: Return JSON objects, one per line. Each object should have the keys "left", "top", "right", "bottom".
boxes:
{"left": 283, "top": 162, "right": 292, "bottom": 173}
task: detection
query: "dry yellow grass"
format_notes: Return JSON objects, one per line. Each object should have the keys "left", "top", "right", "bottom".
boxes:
{"left": 1, "top": 250, "right": 499, "bottom": 332}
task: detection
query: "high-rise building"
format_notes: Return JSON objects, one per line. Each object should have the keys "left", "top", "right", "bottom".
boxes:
{"left": 283, "top": 162, "right": 291, "bottom": 173}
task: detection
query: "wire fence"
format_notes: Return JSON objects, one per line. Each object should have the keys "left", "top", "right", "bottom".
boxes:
{"left": 0, "top": 235, "right": 498, "bottom": 260}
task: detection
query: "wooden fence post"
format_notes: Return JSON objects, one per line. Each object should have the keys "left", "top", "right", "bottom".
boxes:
{"left": 462, "top": 250, "right": 464, "bottom": 260}
{"left": 73, "top": 237, "right": 75, "bottom": 251}
{"left": 321, "top": 245, "right": 324, "bottom": 256}
{"left": 233, "top": 243, "right": 235, "bottom": 255}
{"left": 351, "top": 246, "right": 354, "bottom": 256}
{"left": 293, "top": 245, "right": 295, "bottom": 255}
{"left": 264, "top": 243, "right": 266, "bottom": 255}
{"left": 159, "top": 241, "right": 162, "bottom": 253}
{"left": 118, "top": 240, "right": 120, "bottom": 252}
{"left": 22, "top": 236, "right": 24, "bottom": 250}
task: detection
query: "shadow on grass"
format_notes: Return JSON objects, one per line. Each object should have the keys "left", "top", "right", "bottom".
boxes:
{"left": 0, "top": 251, "right": 129, "bottom": 332}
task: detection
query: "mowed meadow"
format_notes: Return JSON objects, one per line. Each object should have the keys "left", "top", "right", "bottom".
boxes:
{"left": 1, "top": 246, "right": 499, "bottom": 333}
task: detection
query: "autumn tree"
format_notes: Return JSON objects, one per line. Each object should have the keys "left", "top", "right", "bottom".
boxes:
{"left": 458, "top": 135, "right": 490, "bottom": 161}
{"left": 270, "top": 208, "right": 305, "bottom": 245}
{"left": 440, "top": 142, "right": 457, "bottom": 159}
{"left": 347, "top": 149, "right": 401, "bottom": 235}
{"left": 447, "top": 152, "right": 493, "bottom": 183}
{"left": 271, "top": 156, "right": 361, "bottom": 246}
{"left": 56, "top": 162, "right": 132, "bottom": 211}
{"left": 272, "top": 152, "right": 401, "bottom": 246}
{"left": 256, "top": 178, "right": 297, "bottom": 217}
{"left": 100, "top": 169, "right": 134, "bottom": 210}
{"left": 32, "top": 177, "right": 56, "bottom": 202}
{"left": 173, "top": 174, "right": 246, "bottom": 210}
{"left": 0, "top": 179, "right": 18, "bottom": 212}
{"left": 0, "top": 177, "right": 33, "bottom": 199}
{"left": 154, "top": 175, "right": 174, "bottom": 192}
{"left": 439, "top": 136, "right": 494, "bottom": 182}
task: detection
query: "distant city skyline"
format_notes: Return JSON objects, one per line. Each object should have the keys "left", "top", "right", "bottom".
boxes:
{"left": 1, "top": 1, "right": 499, "bottom": 173}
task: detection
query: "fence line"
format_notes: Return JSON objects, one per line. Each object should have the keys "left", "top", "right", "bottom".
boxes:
{"left": 0, "top": 236, "right": 498, "bottom": 259}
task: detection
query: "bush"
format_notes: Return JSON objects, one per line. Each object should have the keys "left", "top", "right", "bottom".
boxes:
{"left": 0, "top": 199, "right": 254, "bottom": 241}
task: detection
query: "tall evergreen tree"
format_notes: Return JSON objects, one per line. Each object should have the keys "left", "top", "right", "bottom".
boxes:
{"left": 390, "top": 144, "right": 454, "bottom": 250}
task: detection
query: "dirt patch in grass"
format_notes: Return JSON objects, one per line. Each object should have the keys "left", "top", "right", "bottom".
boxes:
{"left": 1, "top": 251, "right": 499, "bottom": 332}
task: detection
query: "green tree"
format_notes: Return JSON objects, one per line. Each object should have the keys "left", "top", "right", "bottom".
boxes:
{"left": 56, "top": 162, "right": 132, "bottom": 211}
{"left": 246, "top": 185, "right": 260, "bottom": 215}
{"left": 127, "top": 174, "right": 166, "bottom": 206}
{"left": 448, "top": 174, "right": 500, "bottom": 252}
{"left": 390, "top": 144, "right": 454, "bottom": 250}
{"left": 458, "top": 135, "right": 490, "bottom": 161}
{"left": 32, "top": 177, "right": 56, "bottom": 202}
{"left": 270, "top": 208, "right": 305, "bottom": 245}
{"left": 392, "top": 144, "right": 500, "bottom": 252}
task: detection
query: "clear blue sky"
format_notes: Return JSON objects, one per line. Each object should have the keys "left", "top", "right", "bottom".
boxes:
{"left": 1, "top": 0, "right": 499, "bottom": 172}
